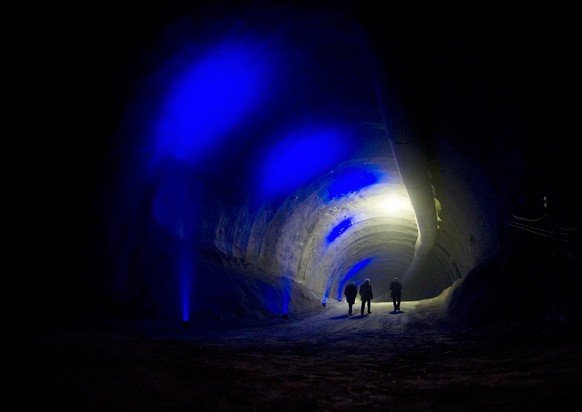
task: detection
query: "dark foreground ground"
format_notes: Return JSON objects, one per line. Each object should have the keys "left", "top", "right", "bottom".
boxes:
{"left": 4, "top": 301, "right": 582, "bottom": 411}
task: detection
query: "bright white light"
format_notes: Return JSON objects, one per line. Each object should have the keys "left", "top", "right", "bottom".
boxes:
{"left": 384, "top": 197, "right": 401, "bottom": 212}
{"left": 343, "top": 185, "right": 415, "bottom": 222}
{"left": 380, "top": 195, "right": 413, "bottom": 215}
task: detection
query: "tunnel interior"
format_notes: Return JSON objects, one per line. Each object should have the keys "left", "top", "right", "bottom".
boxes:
{"left": 28, "top": 2, "right": 580, "bottom": 328}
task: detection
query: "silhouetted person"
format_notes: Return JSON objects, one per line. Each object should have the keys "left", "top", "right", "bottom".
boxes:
{"left": 359, "top": 278, "right": 373, "bottom": 315}
{"left": 390, "top": 277, "right": 402, "bottom": 312}
{"left": 344, "top": 281, "right": 358, "bottom": 316}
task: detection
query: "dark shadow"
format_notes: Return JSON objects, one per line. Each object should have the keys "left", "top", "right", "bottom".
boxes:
{"left": 329, "top": 314, "right": 351, "bottom": 320}
{"left": 390, "top": 310, "right": 405, "bottom": 315}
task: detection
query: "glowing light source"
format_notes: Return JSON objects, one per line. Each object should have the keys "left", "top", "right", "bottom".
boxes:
{"left": 379, "top": 194, "right": 413, "bottom": 215}
{"left": 178, "top": 246, "right": 193, "bottom": 323}
{"left": 321, "top": 286, "right": 331, "bottom": 306}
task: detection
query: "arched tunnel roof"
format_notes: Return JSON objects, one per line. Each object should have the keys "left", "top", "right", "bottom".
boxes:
{"left": 18, "top": 1, "right": 581, "bottom": 327}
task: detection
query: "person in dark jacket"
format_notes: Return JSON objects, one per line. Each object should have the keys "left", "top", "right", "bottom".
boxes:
{"left": 359, "top": 278, "right": 373, "bottom": 316}
{"left": 344, "top": 281, "right": 358, "bottom": 316}
{"left": 390, "top": 277, "right": 403, "bottom": 312}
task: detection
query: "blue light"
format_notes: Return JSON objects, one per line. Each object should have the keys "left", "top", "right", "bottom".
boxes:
{"left": 114, "top": 9, "right": 380, "bottom": 323}
{"left": 179, "top": 252, "right": 192, "bottom": 322}
{"left": 322, "top": 285, "right": 331, "bottom": 305}
{"left": 259, "top": 283, "right": 280, "bottom": 314}
{"left": 152, "top": 167, "right": 200, "bottom": 240}
{"left": 153, "top": 39, "right": 276, "bottom": 164}
{"left": 327, "top": 167, "right": 379, "bottom": 200}
{"left": 326, "top": 218, "right": 353, "bottom": 244}
{"left": 336, "top": 258, "right": 373, "bottom": 300}
{"left": 282, "top": 276, "right": 291, "bottom": 315}
{"left": 258, "top": 276, "right": 293, "bottom": 315}
{"left": 256, "top": 127, "right": 352, "bottom": 201}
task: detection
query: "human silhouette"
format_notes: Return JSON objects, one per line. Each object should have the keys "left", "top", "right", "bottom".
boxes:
{"left": 359, "top": 278, "right": 373, "bottom": 316}
{"left": 390, "top": 277, "right": 402, "bottom": 312}
{"left": 344, "top": 281, "right": 358, "bottom": 316}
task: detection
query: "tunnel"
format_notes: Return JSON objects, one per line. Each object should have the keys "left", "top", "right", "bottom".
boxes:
{"left": 7, "top": 2, "right": 582, "bottom": 410}
{"left": 21, "top": 2, "right": 579, "bottom": 329}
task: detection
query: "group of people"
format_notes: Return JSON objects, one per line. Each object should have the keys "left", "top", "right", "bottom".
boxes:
{"left": 343, "top": 277, "right": 402, "bottom": 316}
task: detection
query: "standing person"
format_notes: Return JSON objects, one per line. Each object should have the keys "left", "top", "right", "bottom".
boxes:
{"left": 359, "top": 278, "right": 373, "bottom": 316}
{"left": 390, "top": 277, "right": 403, "bottom": 312}
{"left": 344, "top": 281, "right": 358, "bottom": 316}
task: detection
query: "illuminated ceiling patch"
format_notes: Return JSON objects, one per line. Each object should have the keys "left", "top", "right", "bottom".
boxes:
{"left": 256, "top": 127, "right": 352, "bottom": 201}
{"left": 326, "top": 218, "right": 353, "bottom": 244}
{"left": 154, "top": 40, "right": 275, "bottom": 163}
{"left": 327, "top": 167, "right": 379, "bottom": 200}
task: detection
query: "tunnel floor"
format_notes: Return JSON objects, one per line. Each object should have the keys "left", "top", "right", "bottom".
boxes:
{"left": 5, "top": 300, "right": 582, "bottom": 411}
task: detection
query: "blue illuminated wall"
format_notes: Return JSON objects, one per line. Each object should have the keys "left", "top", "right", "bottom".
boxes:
{"left": 336, "top": 258, "right": 374, "bottom": 301}
{"left": 102, "top": 4, "right": 380, "bottom": 320}
{"left": 326, "top": 218, "right": 353, "bottom": 244}
{"left": 327, "top": 167, "right": 379, "bottom": 200}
